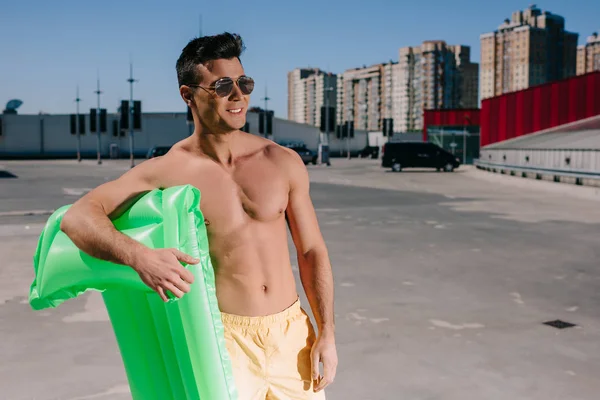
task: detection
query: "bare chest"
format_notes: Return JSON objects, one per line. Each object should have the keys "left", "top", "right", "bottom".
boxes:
{"left": 166, "top": 160, "right": 289, "bottom": 231}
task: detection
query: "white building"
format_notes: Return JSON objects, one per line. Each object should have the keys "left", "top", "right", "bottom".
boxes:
{"left": 0, "top": 110, "right": 369, "bottom": 159}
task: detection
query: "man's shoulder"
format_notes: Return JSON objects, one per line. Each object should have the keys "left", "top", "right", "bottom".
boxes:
{"left": 262, "top": 140, "right": 304, "bottom": 168}
{"left": 238, "top": 131, "right": 300, "bottom": 164}
{"left": 127, "top": 144, "right": 192, "bottom": 182}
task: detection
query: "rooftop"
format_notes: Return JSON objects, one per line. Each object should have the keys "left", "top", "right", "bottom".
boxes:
{"left": 485, "top": 115, "right": 600, "bottom": 150}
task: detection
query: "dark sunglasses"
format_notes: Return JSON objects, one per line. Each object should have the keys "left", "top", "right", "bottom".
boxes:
{"left": 188, "top": 76, "right": 255, "bottom": 97}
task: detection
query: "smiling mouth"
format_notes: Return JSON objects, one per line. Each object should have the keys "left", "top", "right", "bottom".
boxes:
{"left": 227, "top": 108, "right": 243, "bottom": 114}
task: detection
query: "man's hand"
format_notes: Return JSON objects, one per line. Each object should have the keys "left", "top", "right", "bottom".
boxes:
{"left": 131, "top": 248, "right": 198, "bottom": 301}
{"left": 311, "top": 333, "right": 338, "bottom": 392}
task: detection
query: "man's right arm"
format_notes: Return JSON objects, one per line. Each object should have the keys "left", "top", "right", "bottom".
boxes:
{"left": 60, "top": 159, "right": 157, "bottom": 266}
{"left": 60, "top": 158, "right": 197, "bottom": 301}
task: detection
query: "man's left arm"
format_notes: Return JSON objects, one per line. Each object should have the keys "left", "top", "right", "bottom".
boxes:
{"left": 284, "top": 150, "right": 337, "bottom": 393}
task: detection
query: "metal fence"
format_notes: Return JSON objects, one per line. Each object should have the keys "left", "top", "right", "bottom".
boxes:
{"left": 476, "top": 148, "right": 600, "bottom": 186}
{"left": 479, "top": 148, "right": 600, "bottom": 176}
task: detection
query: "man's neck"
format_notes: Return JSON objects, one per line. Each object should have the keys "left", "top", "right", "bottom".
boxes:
{"left": 193, "top": 128, "right": 238, "bottom": 168}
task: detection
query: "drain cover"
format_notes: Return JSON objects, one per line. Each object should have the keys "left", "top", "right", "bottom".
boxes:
{"left": 543, "top": 320, "right": 576, "bottom": 329}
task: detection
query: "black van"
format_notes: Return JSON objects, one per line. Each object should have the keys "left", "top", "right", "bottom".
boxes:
{"left": 381, "top": 142, "right": 460, "bottom": 172}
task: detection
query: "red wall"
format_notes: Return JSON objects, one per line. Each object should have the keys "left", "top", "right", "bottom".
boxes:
{"left": 480, "top": 71, "right": 600, "bottom": 147}
{"left": 422, "top": 109, "right": 481, "bottom": 141}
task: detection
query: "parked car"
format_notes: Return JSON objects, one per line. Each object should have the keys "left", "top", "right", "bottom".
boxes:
{"left": 291, "top": 145, "right": 317, "bottom": 165}
{"left": 279, "top": 142, "right": 317, "bottom": 165}
{"left": 146, "top": 146, "right": 171, "bottom": 159}
{"left": 381, "top": 142, "right": 460, "bottom": 172}
{"left": 359, "top": 146, "right": 379, "bottom": 159}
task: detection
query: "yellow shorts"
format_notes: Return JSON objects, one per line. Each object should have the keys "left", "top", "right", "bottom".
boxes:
{"left": 221, "top": 299, "right": 326, "bottom": 400}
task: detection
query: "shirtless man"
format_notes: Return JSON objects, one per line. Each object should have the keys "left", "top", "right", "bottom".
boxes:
{"left": 59, "top": 32, "right": 337, "bottom": 399}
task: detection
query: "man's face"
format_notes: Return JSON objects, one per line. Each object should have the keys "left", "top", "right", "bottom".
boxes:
{"left": 188, "top": 58, "right": 250, "bottom": 133}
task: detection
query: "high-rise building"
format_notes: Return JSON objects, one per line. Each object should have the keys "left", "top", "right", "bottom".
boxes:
{"left": 396, "top": 41, "right": 478, "bottom": 131}
{"left": 577, "top": 32, "right": 600, "bottom": 75}
{"left": 383, "top": 61, "right": 403, "bottom": 133}
{"left": 451, "top": 45, "right": 480, "bottom": 109}
{"left": 336, "top": 61, "right": 399, "bottom": 133}
{"left": 480, "top": 5, "right": 578, "bottom": 101}
{"left": 291, "top": 43, "right": 477, "bottom": 134}
{"left": 287, "top": 68, "right": 313, "bottom": 124}
{"left": 287, "top": 68, "right": 336, "bottom": 128}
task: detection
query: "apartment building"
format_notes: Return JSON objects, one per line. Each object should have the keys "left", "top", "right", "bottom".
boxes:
{"left": 452, "top": 45, "right": 479, "bottom": 109}
{"left": 287, "top": 68, "right": 336, "bottom": 127}
{"left": 336, "top": 63, "right": 392, "bottom": 132}
{"left": 480, "top": 5, "right": 578, "bottom": 100}
{"left": 287, "top": 68, "right": 313, "bottom": 124}
{"left": 577, "top": 32, "right": 600, "bottom": 75}
{"left": 396, "top": 41, "right": 478, "bottom": 131}
{"left": 337, "top": 65, "right": 374, "bottom": 130}
{"left": 384, "top": 61, "right": 403, "bottom": 132}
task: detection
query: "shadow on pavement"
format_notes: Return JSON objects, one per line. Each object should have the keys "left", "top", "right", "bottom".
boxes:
{"left": 0, "top": 170, "right": 18, "bottom": 178}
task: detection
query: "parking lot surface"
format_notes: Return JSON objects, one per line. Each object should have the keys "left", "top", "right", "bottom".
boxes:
{"left": 1, "top": 158, "right": 599, "bottom": 400}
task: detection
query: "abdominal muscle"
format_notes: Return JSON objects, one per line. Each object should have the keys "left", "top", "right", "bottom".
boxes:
{"left": 208, "top": 218, "right": 299, "bottom": 317}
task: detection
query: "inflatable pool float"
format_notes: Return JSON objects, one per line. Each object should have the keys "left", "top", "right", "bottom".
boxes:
{"left": 29, "top": 184, "right": 238, "bottom": 400}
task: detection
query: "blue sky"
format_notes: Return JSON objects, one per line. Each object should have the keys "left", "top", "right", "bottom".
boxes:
{"left": 1, "top": 0, "right": 597, "bottom": 119}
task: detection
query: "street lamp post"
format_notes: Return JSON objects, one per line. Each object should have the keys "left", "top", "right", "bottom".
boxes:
{"left": 262, "top": 86, "right": 270, "bottom": 138}
{"left": 75, "top": 86, "right": 81, "bottom": 162}
{"left": 325, "top": 92, "right": 329, "bottom": 146}
{"left": 462, "top": 114, "right": 472, "bottom": 165}
{"left": 463, "top": 124, "right": 467, "bottom": 165}
{"left": 346, "top": 120, "right": 351, "bottom": 159}
{"left": 127, "top": 61, "right": 138, "bottom": 168}
{"left": 323, "top": 84, "right": 334, "bottom": 165}
{"left": 94, "top": 75, "right": 102, "bottom": 165}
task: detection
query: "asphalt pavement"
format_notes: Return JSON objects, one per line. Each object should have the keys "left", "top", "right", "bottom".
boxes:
{"left": 1, "top": 158, "right": 600, "bottom": 400}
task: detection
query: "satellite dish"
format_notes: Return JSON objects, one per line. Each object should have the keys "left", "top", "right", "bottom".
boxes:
{"left": 6, "top": 99, "right": 23, "bottom": 110}
{"left": 4, "top": 99, "right": 23, "bottom": 114}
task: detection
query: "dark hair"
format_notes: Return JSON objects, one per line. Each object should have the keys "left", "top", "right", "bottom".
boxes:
{"left": 176, "top": 32, "right": 245, "bottom": 87}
